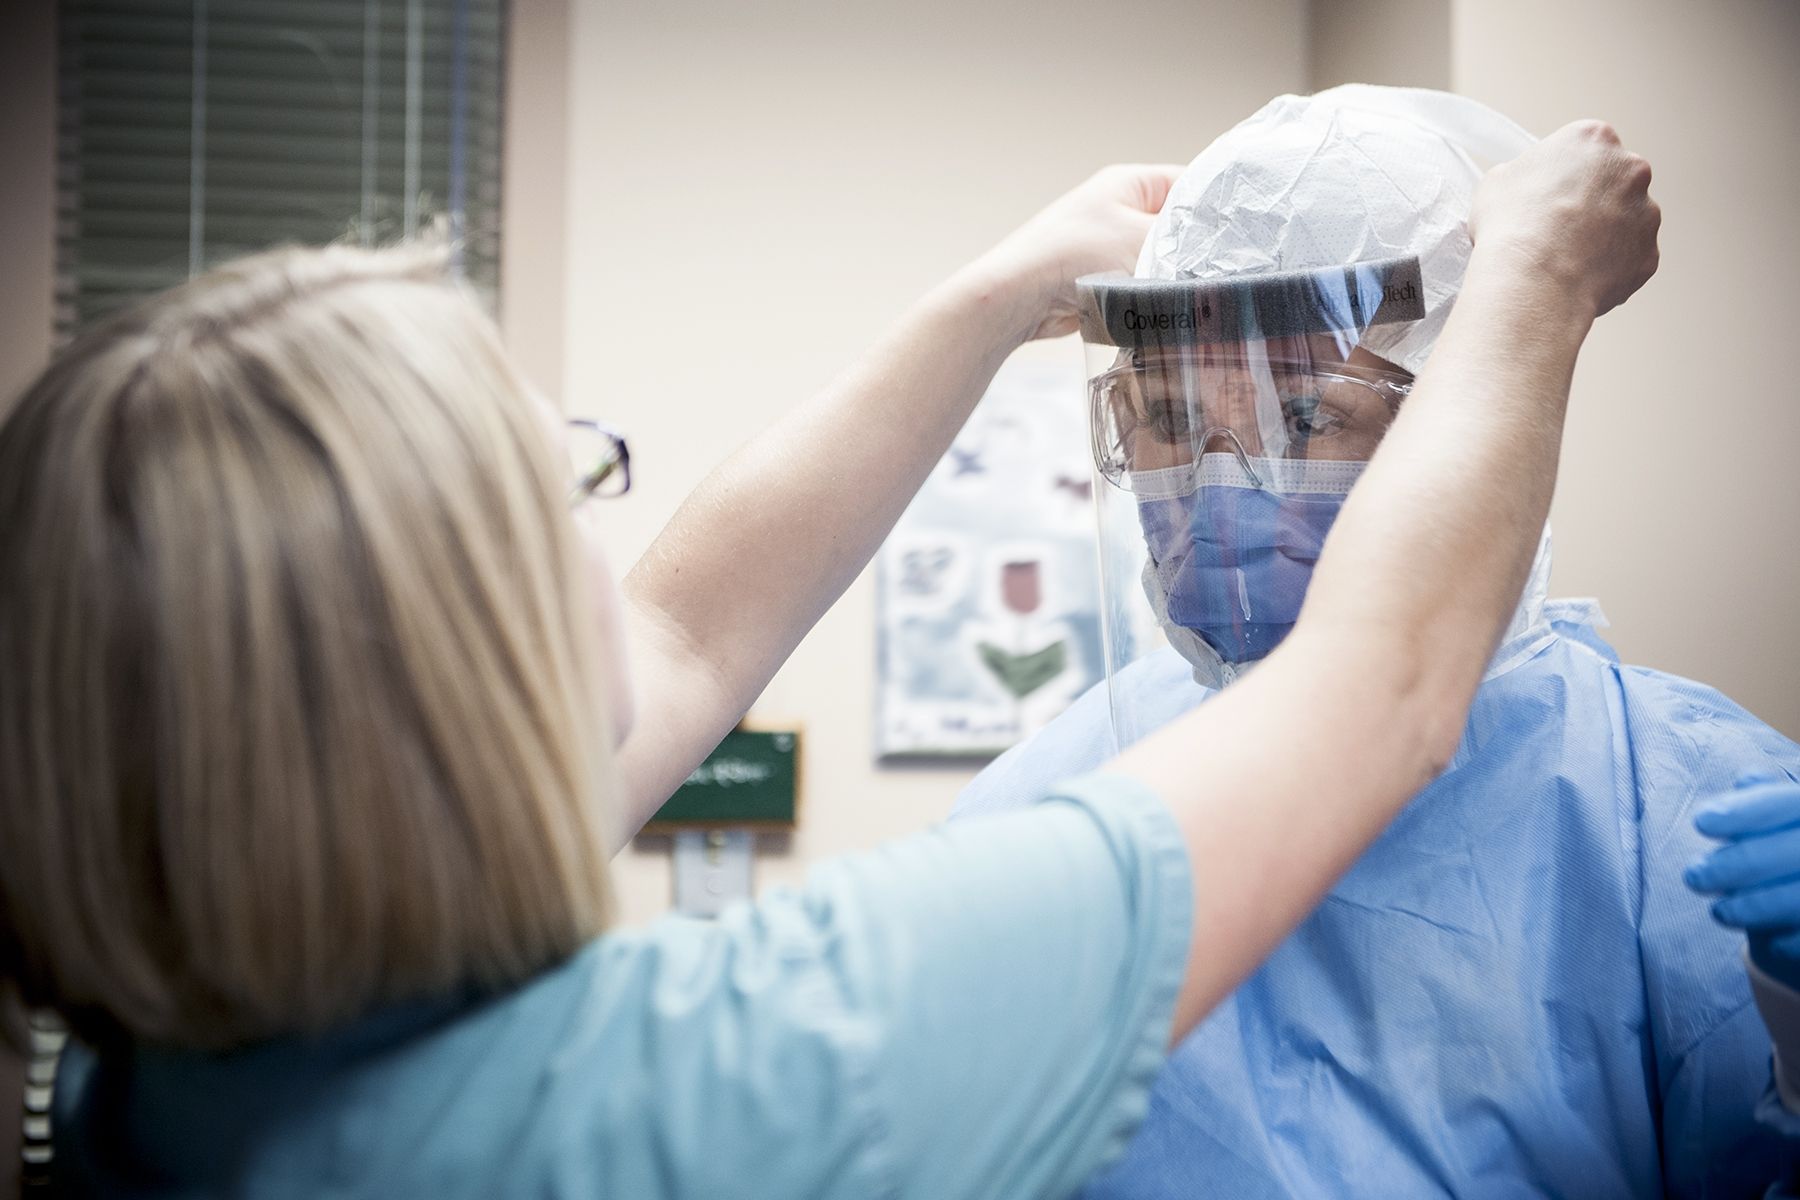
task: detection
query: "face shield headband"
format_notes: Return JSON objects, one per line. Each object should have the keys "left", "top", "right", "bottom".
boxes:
{"left": 1076, "top": 255, "right": 1426, "bottom": 358}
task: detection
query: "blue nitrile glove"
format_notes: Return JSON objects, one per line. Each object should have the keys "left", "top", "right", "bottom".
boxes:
{"left": 1687, "top": 774, "right": 1800, "bottom": 992}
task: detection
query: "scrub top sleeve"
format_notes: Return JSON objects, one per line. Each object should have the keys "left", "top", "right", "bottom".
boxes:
{"left": 799, "top": 772, "right": 1192, "bottom": 1200}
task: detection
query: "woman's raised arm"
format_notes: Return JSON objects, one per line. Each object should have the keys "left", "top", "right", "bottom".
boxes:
{"left": 613, "top": 166, "right": 1180, "bottom": 838}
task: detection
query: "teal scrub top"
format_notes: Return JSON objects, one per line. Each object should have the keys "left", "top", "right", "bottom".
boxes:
{"left": 52, "top": 774, "right": 1193, "bottom": 1199}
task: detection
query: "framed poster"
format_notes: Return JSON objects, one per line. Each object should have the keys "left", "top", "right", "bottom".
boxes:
{"left": 875, "top": 351, "right": 1104, "bottom": 759}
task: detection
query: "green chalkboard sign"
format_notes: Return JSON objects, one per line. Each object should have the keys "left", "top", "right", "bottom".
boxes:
{"left": 642, "top": 726, "right": 802, "bottom": 832}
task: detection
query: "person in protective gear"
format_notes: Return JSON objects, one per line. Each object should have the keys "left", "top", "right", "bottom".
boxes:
{"left": 953, "top": 85, "right": 1800, "bottom": 1198}
{"left": 1081, "top": 259, "right": 1432, "bottom": 728}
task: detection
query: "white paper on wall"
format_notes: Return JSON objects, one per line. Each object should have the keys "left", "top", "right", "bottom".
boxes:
{"left": 874, "top": 350, "right": 1106, "bottom": 760}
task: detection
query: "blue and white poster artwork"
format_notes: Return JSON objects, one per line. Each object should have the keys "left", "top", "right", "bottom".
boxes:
{"left": 875, "top": 349, "right": 1106, "bottom": 759}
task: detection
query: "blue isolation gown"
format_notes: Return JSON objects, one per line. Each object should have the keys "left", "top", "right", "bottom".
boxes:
{"left": 954, "top": 602, "right": 1800, "bottom": 1199}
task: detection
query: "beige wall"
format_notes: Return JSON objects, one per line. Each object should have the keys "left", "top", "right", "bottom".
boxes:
{"left": 557, "top": 0, "right": 1311, "bottom": 922}
{"left": 1309, "top": 0, "right": 1450, "bottom": 91}
{"left": 499, "top": 0, "right": 573, "bottom": 396}
{"left": 1452, "top": 0, "right": 1800, "bottom": 736}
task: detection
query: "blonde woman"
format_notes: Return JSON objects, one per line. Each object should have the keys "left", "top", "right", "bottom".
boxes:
{"left": 0, "top": 122, "right": 1656, "bottom": 1199}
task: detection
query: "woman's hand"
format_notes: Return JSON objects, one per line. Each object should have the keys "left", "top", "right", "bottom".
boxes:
{"left": 1685, "top": 775, "right": 1800, "bottom": 990}
{"left": 971, "top": 164, "right": 1182, "bottom": 342}
{"left": 1471, "top": 119, "right": 1660, "bottom": 322}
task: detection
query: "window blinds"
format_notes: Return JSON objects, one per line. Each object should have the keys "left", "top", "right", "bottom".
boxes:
{"left": 55, "top": 0, "right": 505, "bottom": 338}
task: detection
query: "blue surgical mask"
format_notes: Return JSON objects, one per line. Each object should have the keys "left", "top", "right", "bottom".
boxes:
{"left": 1137, "top": 455, "right": 1366, "bottom": 665}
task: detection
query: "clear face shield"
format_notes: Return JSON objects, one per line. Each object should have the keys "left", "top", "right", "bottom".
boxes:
{"left": 1079, "top": 257, "right": 1425, "bottom": 748}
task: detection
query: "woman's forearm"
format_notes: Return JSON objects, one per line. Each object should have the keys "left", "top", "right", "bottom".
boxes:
{"left": 1303, "top": 242, "right": 1592, "bottom": 743}
{"left": 1113, "top": 121, "right": 1659, "bottom": 1043}
{"left": 614, "top": 262, "right": 1041, "bottom": 827}
{"left": 625, "top": 260, "right": 1037, "bottom": 664}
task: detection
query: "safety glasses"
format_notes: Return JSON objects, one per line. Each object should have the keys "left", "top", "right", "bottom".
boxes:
{"left": 1090, "top": 357, "right": 1411, "bottom": 497}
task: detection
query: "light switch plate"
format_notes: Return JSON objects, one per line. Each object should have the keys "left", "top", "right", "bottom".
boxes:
{"left": 673, "top": 829, "right": 754, "bottom": 917}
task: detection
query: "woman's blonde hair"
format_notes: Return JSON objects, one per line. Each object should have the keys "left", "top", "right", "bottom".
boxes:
{"left": 0, "top": 244, "right": 615, "bottom": 1049}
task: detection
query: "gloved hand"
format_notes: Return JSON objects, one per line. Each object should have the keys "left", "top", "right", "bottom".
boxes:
{"left": 1686, "top": 774, "right": 1800, "bottom": 992}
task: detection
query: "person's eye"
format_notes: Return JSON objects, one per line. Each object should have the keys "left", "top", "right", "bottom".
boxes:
{"left": 1283, "top": 394, "right": 1346, "bottom": 439}
{"left": 1146, "top": 397, "right": 1191, "bottom": 441}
